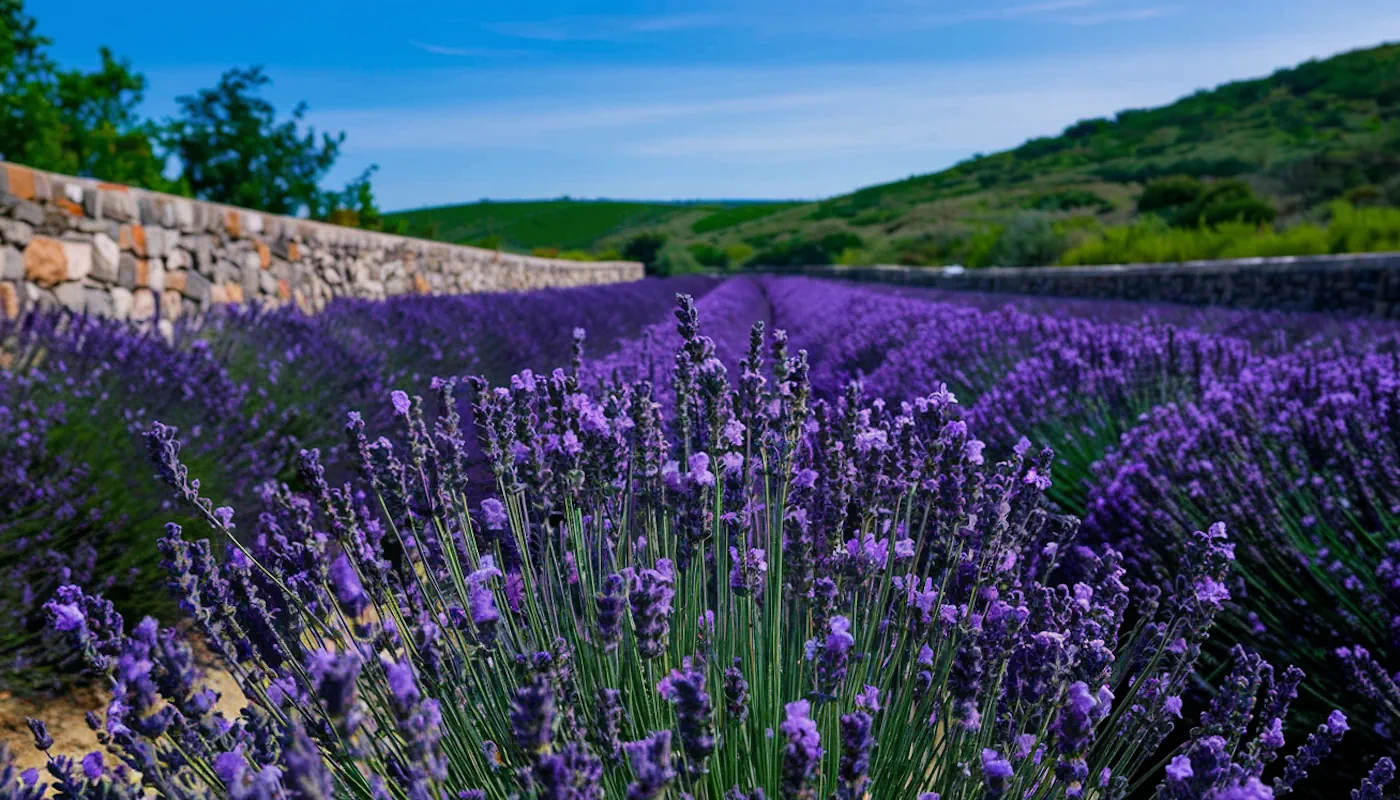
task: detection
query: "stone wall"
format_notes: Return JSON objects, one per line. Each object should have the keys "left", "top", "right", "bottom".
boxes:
{"left": 771, "top": 252, "right": 1400, "bottom": 317}
{"left": 0, "top": 162, "right": 644, "bottom": 324}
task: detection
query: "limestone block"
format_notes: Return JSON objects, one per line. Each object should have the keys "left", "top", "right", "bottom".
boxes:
{"left": 85, "top": 288, "right": 113, "bottom": 318}
{"left": 110, "top": 286, "right": 132, "bottom": 320}
{"left": 24, "top": 236, "right": 66, "bottom": 288}
{"left": 54, "top": 281, "right": 86, "bottom": 312}
{"left": 131, "top": 288, "right": 156, "bottom": 321}
{"left": 0, "top": 219, "right": 33, "bottom": 246}
{"left": 61, "top": 239, "right": 93, "bottom": 282}
{"left": 1, "top": 246, "right": 21, "bottom": 281}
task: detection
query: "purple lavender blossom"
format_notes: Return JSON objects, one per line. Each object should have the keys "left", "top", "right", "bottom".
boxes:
{"left": 779, "top": 700, "right": 822, "bottom": 800}
{"left": 623, "top": 732, "right": 676, "bottom": 800}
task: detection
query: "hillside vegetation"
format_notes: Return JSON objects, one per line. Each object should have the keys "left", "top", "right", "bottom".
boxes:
{"left": 387, "top": 41, "right": 1400, "bottom": 272}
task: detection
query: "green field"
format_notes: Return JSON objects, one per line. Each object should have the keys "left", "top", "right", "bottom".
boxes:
{"left": 388, "top": 41, "right": 1400, "bottom": 272}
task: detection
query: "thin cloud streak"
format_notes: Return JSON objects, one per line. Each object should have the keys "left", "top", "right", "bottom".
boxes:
{"left": 1063, "top": 6, "right": 1175, "bottom": 25}
{"left": 487, "top": 13, "right": 730, "bottom": 41}
{"left": 408, "top": 40, "right": 529, "bottom": 57}
{"left": 484, "top": 0, "right": 1144, "bottom": 42}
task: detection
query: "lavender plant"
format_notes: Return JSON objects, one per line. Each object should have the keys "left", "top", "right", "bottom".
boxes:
{"left": 0, "top": 278, "right": 719, "bottom": 695}
{"left": 0, "top": 311, "right": 290, "bottom": 694}
{"left": 28, "top": 296, "right": 1365, "bottom": 800}
{"left": 1084, "top": 337, "right": 1400, "bottom": 768}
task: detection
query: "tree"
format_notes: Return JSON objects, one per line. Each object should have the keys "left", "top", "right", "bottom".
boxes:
{"left": 161, "top": 66, "right": 344, "bottom": 215}
{"left": 54, "top": 48, "right": 171, "bottom": 190}
{"left": 0, "top": 0, "right": 166, "bottom": 186}
{"left": 0, "top": 0, "right": 65, "bottom": 170}
{"left": 623, "top": 232, "right": 668, "bottom": 275}
{"left": 320, "top": 164, "right": 407, "bottom": 233}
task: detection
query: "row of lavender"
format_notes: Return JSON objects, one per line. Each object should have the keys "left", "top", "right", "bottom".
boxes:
{"left": 1, "top": 275, "right": 1396, "bottom": 799}
{"left": 758, "top": 276, "right": 1400, "bottom": 779}
{"left": 0, "top": 276, "right": 720, "bottom": 693}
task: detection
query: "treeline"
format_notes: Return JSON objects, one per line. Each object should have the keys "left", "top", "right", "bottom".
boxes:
{"left": 0, "top": 0, "right": 400, "bottom": 231}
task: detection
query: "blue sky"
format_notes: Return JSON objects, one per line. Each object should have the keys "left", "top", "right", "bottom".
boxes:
{"left": 40, "top": 0, "right": 1400, "bottom": 211}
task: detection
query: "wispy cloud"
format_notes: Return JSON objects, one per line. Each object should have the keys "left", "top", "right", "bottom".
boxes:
{"left": 408, "top": 40, "right": 528, "bottom": 57}
{"left": 486, "top": 1, "right": 1125, "bottom": 43}
{"left": 488, "top": 13, "right": 729, "bottom": 42}
{"left": 1062, "top": 6, "right": 1175, "bottom": 25}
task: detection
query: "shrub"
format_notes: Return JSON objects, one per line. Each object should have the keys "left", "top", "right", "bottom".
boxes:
{"left": 1138, "top": 175, "right": 1206, "bottom": 215}
{"left": 1024, "top": 188, "right": 1112, "bottom": 213}
{"left": 1061, "top": 202, "right": 1400, "bottom": 265}
{"left": 979, "top": 214, "right": 1067, "bottom": 267}
{"left": 623, "top": 232, "right": 669, "bottom": 276}
{"left": 686, "top": 243, "right": 730, "bottom": 269}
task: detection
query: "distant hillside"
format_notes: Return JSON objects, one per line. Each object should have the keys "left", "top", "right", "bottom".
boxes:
{"left": 390, "top": 41, "right": 1400, "bottom": 271}
{"left": 384, "top": 199, "right": 801, "bottom": 258}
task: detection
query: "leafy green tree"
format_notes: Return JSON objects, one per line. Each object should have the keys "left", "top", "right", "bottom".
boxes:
{"left": 320, "top": 164, "right": 406, "bottom": 233}
{"left": 161, "top": 66, "right": 344, "bottom": 215}
{"left": 54, "top": 47, "right": 171, "bottom": 189}
{"left": 0, "top": 0, "right": 167, "bottom": 186}
{"left": 0, "top": 0, "right": 65, "bottom": 169}
{"left": 623, "top": 232, "right": 668, "bottom": 275}
{"left": 1138, "top": 175, "right": 1205, "bottom": 215}
{"left": 686, "top": 242, "right": 729, "bottom": 269}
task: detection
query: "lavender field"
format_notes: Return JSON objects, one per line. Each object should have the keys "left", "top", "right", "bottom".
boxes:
{"left": 2, "top": 275, "right": 1398, "bottom": 800}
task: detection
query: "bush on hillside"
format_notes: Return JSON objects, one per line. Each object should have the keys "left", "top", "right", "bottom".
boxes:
{"left": 1060, "top": 202, "right": 1400, "bottom": 265}
{"left": 623, "top": 232, "right": 669, "bottom": 275}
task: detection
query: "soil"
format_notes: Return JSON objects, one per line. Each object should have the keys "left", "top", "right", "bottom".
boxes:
{"left": 0, "top": 644, "right": 246, "bottom": 776}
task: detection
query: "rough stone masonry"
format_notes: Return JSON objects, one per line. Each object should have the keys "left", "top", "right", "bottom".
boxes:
{"left": 0, "top": 162, "right": 644, "bottom": 325}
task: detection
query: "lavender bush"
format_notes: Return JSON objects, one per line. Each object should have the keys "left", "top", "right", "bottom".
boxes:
{"left": 1084, "top": 336, "right": 1400, "bottom": 762}
{"left": 0, "top": 312, "right": 290, "bottom": 694}
{"left": 19, "top": 296, "right": 1373, "bottom": 800}
{"left": 0, "top": 278, "right": 718, "bottom": 696}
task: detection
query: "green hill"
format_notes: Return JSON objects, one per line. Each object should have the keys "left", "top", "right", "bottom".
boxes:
{"left": 384, "top": 198, "right": 801, "bottom": 259}
{"left": 389, "top": 41, "right": 1400, "bottom": 271}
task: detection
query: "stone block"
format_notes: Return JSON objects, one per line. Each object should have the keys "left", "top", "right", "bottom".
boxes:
{"left": 259, "top": 269, "right": 277, "bottom": 296}
{"left": 256, "top": 240, "right": 271, "bottom": 269}
{"left": 131, "top": 288, "right": 156, "bottom": 321}
{"left": 3, "top": 164, "right": 37, "bottom": 200}
{"left": 99, "top": 187, "right": 138, "bottom": 222}
{"left": 13, "top": 200, "right": 44, "bottom": 226}
{"left": 110, "top": 286, "right": 132, "bottom": 321}
{"left": 0, "top": 282, "right": 17, "bottom": 319}
{"left": 215, "top": 258, "right": 241, "bottom": 285}
{"left": 166, "top": 247, "right": 191, "bottom": 271}
{"left": 24, "top": 236, "right": 67, "bottom": 288}
{"left": 61, "top": 239, "right": 92, "bottom": 282}
{"left": 118, "top": 253, "right": 140, "bottom": 289}
{"left": 92, "top": 233, "right": 120, "bottom": 282}
{"left": 54, "top": 281, "right": 86, "bottom": 312}
{"left": 147, "top": 258, "right": 165, "bottom": 293}
{"left": 225, "top": 210, "right": 241, "bottom": 237}
{"left": 165, "top": 270, "right": 187, "bottom": 294}
{"left": 192, "top": 234, "right": 213, "bottom": 271}
{"left": 2, "top": 246, "right": 21, "bottom": 281}
{"left": 85, "top": 287, "right": 113, "bottom": 318}
{"left": 182, "top": 270, "right": 212, "bottom": 303}
{"left": 226, "top": 281, "right": 245, "bottom": 304}
{"left": 162, "top": 289, "right": 182, "bottom": 321}
{"left": 0, "top": 218, "right": 33, "bottom": 246}
{"left": 119, "top": 223, "right": 147, "bottom": 256}
{"left": 172, "top": 199, "right": 195, "bottom": 231}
